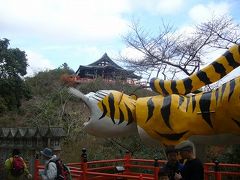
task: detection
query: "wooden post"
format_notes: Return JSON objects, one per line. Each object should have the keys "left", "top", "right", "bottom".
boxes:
{"left": 153, "top": 157, "right": 159, "bottom": 180}
{"left": 203, "top": 164, "right": 209, "bottom": 180}
{"left": 34, "top": 153, "right": 40, "bottom": 180}
{"left": 123, "top": 151, "right": 131, "bottom": 174}
{"left": 214, "top": 160, "right": 222, "bottom": 180}
{"left": 81, "top": 148, "right": 88, "bottom": 180}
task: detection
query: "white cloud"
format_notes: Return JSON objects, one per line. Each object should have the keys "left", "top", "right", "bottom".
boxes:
{"left": 0, "top": 0, "right": 131, "bottom": 42}
{"left": 155, "top": 0, "right": 184, "bottom": 14}
{"left": 129, "top": 0, "right": 184, "bottom": 15}
{"left": 189, "top": 2, "right": 230, "bottom": 23}
{"left": 25, "top": 50, "right": 55, "bottom": 76}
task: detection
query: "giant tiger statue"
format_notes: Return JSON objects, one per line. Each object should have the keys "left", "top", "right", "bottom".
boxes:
{"left": 69, "top": 44, "right": 240, "bottom": 146}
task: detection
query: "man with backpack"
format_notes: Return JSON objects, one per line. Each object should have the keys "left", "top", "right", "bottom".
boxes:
{"left": 40, "top": 147, "right": 71, "bottom": 180}
{"left": 5, "top": 148, "right": 32, "bottom": 180}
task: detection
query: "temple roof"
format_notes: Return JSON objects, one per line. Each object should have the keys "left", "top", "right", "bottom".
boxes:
{"left": 0, "top": 127, "right": 66, "bottom": 138}
{"left": 76, "top": 53, "right": 141, "bottom": 79}
{"left": 88, "top": 53, "right": 123, "bottom": 69}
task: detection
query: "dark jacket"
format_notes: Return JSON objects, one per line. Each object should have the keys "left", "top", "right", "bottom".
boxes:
{"left": 163, "top": 161, "right": 184, "bottom": 180}
{"left": 181, "top": 158, "right": 204, "bottom": 180}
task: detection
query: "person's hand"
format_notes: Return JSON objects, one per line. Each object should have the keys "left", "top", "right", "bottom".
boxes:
{"left": 174, "top": 172, "right": 182, "bottom": 180}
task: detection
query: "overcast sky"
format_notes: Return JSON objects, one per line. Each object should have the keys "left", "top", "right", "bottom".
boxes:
{"left": 1, "top": 0, "right": 240, "bottom": 77}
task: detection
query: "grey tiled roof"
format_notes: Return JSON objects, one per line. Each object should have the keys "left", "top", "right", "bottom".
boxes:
{"left": 0, "top": 127, "right": 65, "bottom": 138}
{"left": 88, "top": 53, "right": 123, "bottom": 69}
{"left": 75, "top": 53, "right": 141, "bottom": 80}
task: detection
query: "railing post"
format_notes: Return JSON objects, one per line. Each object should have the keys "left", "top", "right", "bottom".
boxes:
{"left": 153, "top": 157, "right": 159, "bottom": 180}
{"left": 123, "top": 151, "right": 131, "bottom": 174}
{"left": 214, "top": 160, "right": 221, "bottom": 180}
{"left": 204, "top": 164, "right": 209, "bottom": 180}
{"left": 81, "top": 148, "right": 88, "bottom": 180}
{"left": 34, "top": 153, "right": 40, "bottom": 180}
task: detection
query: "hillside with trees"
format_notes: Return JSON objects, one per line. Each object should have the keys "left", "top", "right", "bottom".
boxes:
{"left": 0, "top": 56, "right": 164, "bottom": 162}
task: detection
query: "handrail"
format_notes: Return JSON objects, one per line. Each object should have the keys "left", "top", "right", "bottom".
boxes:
{"left": 33, "top": 148, "right": 240, "bottom": 180}
{"left": 204, "top": 162, "right": 240, "bottom": 167}
{"left": 87, "top": 158, "right": 125, "bottom": 165}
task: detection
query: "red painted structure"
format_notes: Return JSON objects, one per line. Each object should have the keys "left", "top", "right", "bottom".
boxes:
{"left": 34, "top": 148, "right": 240, "bottom": 180}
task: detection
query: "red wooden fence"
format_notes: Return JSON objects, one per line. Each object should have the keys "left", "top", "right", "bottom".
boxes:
{"left": 34, "top": 148, "right": 240, "bottom": 180}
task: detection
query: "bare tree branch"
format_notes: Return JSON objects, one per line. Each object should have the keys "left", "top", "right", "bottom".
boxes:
{"left": 119, "top": 15, "right": 240, "bottom": 81}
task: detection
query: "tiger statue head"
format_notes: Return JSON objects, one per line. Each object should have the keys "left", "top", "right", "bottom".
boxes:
{"left": 69, "top": 88, "right": 138, "bottom": 137}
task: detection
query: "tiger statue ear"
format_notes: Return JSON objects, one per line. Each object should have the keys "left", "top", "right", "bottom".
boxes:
{"left": 129, "top": 94, "right": 138, "bottom": 100}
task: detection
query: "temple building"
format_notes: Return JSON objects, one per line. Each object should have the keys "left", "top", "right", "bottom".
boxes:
{"left": 75, "top": 53, "right": 141, "bottom": 84}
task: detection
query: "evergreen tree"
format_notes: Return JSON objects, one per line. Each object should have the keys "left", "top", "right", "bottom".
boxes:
{"left": 0, "top": 38, "right": 30, "bottom": 112}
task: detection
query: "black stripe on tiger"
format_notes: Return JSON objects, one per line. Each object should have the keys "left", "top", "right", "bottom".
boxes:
{"left": 221, "top": 82, "right": 227, "bottom": 101}
{"left": 199, "top": 92, "right": 213, "bottom": 128}
{"left": 178, "top": 96, "right": 184, "bottom": 109}
{"left": 118, "top": 108, "right": 124, "bottom": 125}
{"left": 232, "top": 118, "right": 240, "bottom": 127}
{"left": 99, "top": 101, "right": 107, "bottom": 120}
{"left": 146, "top": 98, "right": 154, "bottom": 123}
{"left": 212, "top": 61, "right": 227, "bottom": 78}
{"left": 159, "top": 80, "right": 169, "bottom": 95}
{"left": 171, "top": 81, "right": 179, "bottom": 94}
{"left": 228, "top": 79, "right": 236, "bottom": 102}
{"left": 192, "top": 95, "right": 196, "bottom": 112}
{"left": 186, "top": 97, "right": 190, "bottom": 112}
{"left": 161, "top": 96, "right": 172, "bottom": 129}
{"left": 215, "top": 88, "right": 219, "bottom": 106}
{"left": 150, "top": 78, "right": 158, "bottom": 93}
{"left": 108, "top": 93, "right": 116, "bottom": 124}
{"left": 155, "top": 130, "right": 188, "bottom": 141}
{"left": 196, "top": 70, "right": 212, "bottom": 85}
{"left": 223, "top": 49, "right": 240, "bottom": 68}
{"left": 183, "top": 78, "right": 193, "bottom": 94}
{"left": 125, "top": 103, "right": 134, "bottom": 125}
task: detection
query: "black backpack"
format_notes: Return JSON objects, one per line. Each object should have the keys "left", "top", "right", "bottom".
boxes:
{"left": 49, "top": 158, "right": 71, "bottom": 180}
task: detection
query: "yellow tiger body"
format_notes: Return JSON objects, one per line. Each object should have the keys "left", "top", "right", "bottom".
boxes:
{"left": 92, "top": 77, "right": 240, "bottom": 145}
{"left": 136, "top": 77, "right": 240, "bottom": 145}
{"left": 69, "top": 44, "right": 240, "bottom": 146}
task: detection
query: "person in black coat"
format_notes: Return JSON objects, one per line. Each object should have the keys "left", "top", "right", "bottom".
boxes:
{"left": 174, "top": 141, "right": 204, "bottom": 180}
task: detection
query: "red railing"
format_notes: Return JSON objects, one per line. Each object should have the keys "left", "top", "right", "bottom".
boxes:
{"left": 204, "top": 161, "right": 240, "bottom": 180}
{"left": 74, "top": 77, "right": 141, "bottom": 85}
{"left": 34, "top": 149, "right": 240, "bottom": 180}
